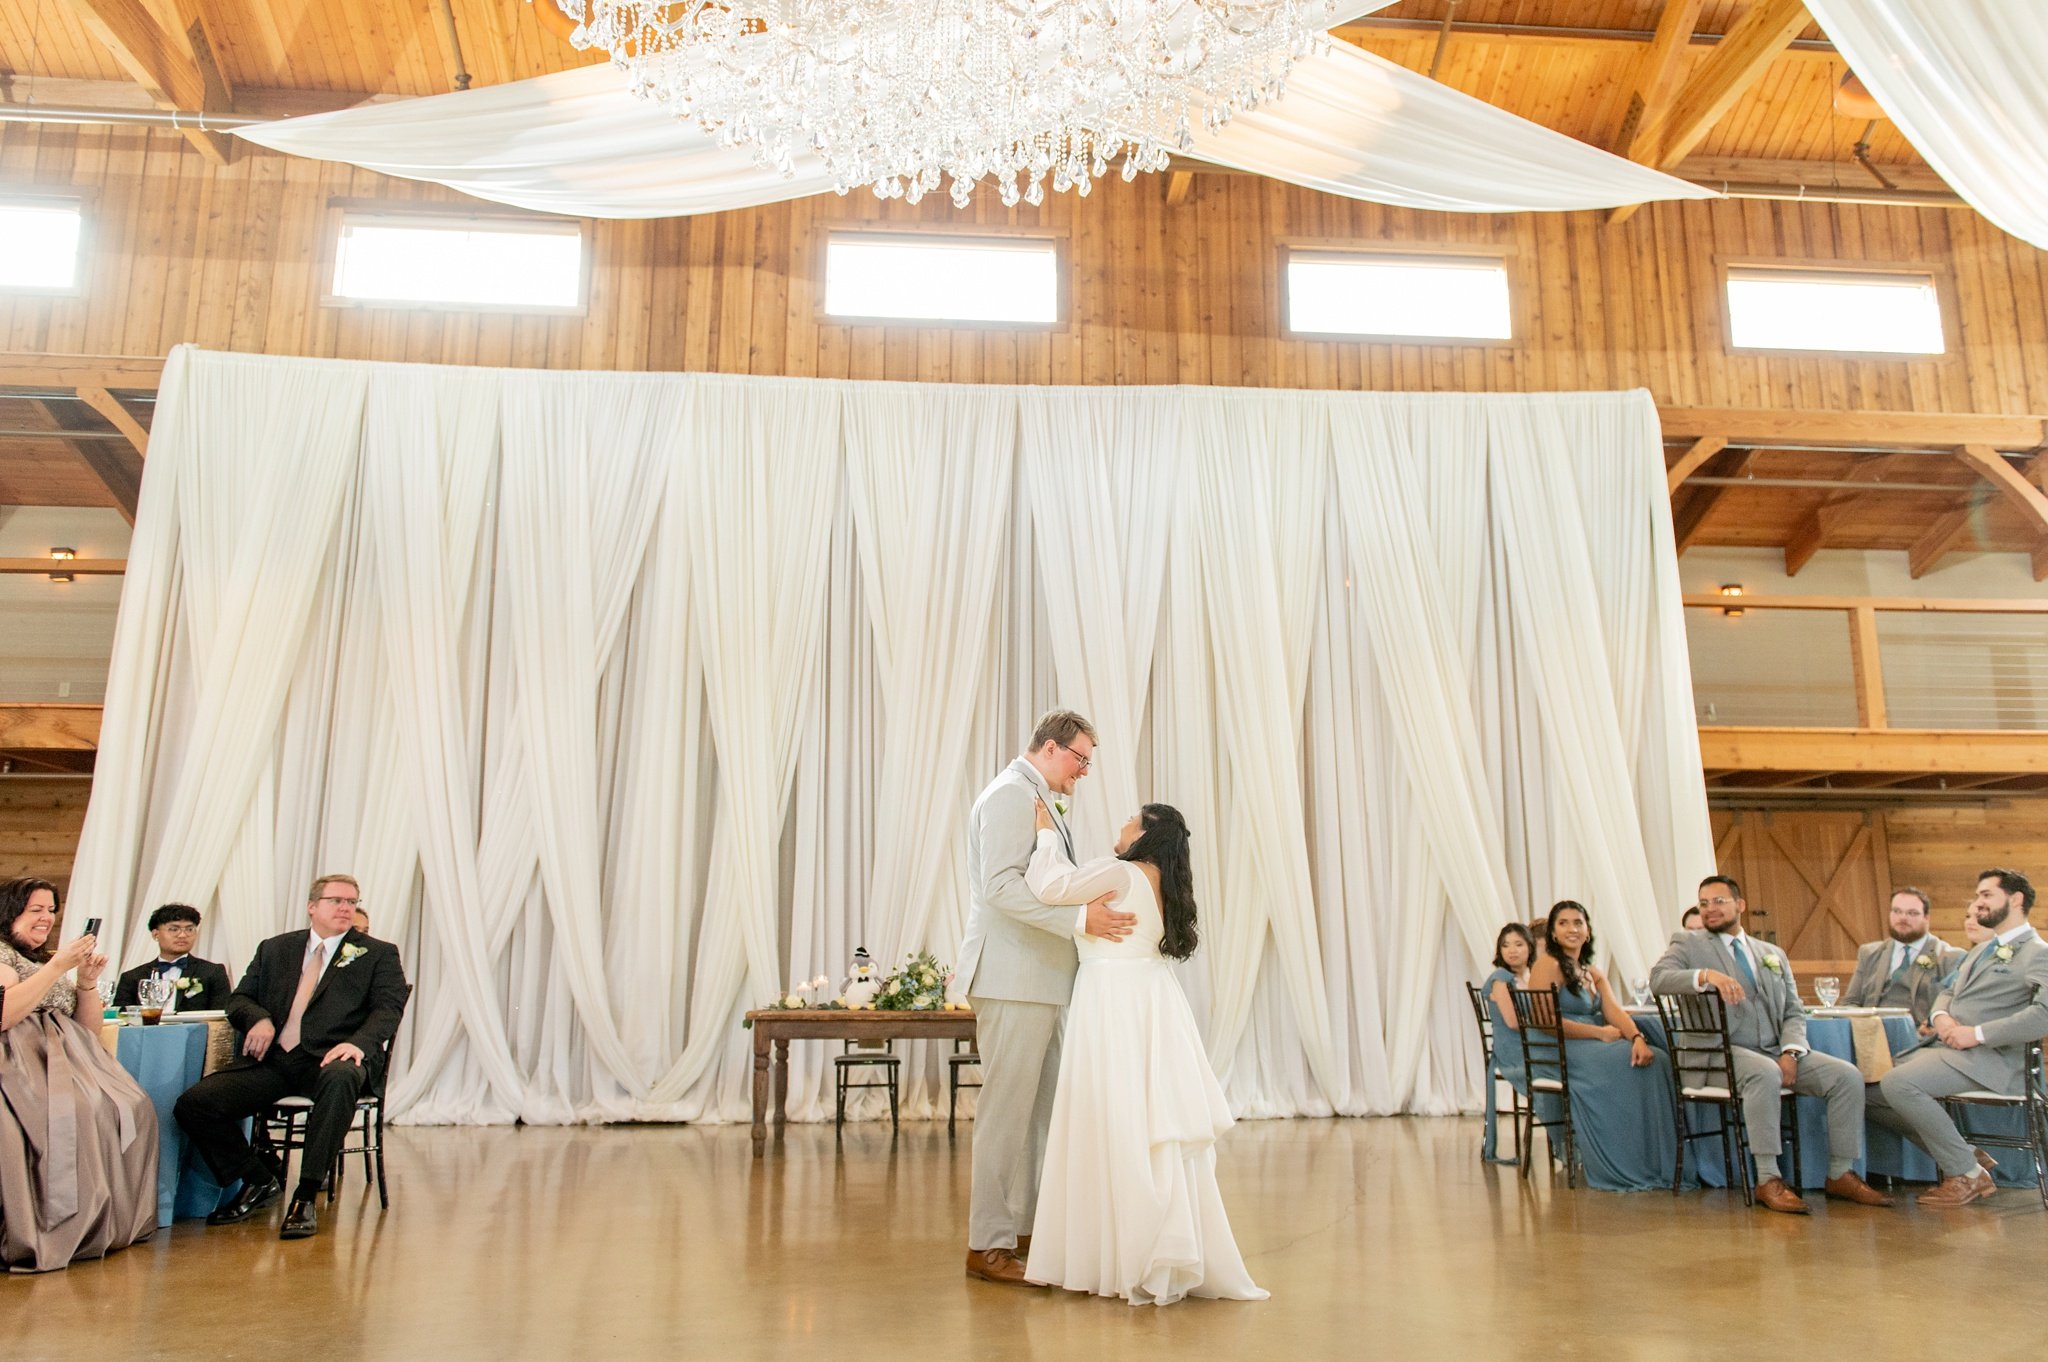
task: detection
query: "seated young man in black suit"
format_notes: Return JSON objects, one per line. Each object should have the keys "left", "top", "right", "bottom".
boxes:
{"left": 175, "top": 873, "right": 409, "bottom": 1241}
{"left": 113, "top": 903, "right": 233, "bottom": 1012}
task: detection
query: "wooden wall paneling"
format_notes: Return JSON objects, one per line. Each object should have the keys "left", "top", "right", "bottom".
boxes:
{"left": 0, "top": 776, "right": 93, "bottom": 892}
{"left": 1885, "top": 800, "right": 2048, "bottom": 941}
{"left": 1, "top": 127, "right": 2046, "bottom": 410}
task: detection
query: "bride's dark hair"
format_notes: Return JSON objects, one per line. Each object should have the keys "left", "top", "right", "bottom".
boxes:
{"left": 1119, "top": 804, "right": 1198, "bottom": 961}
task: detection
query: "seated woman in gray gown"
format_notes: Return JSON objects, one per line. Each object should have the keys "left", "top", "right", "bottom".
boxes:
{"left": 1480, "top": 923, "right": 1535, "bottom": 1162}
{"left": 0, "top": 876, "right": 158, "bottom": 1272}
{"left": 1525, "top": 900, "right": 1678, "bottom": 1192}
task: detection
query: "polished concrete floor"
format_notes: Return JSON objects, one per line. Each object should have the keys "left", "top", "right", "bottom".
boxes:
{"left": 8, "top": 1116, "right": 2045, "bottom": 1360}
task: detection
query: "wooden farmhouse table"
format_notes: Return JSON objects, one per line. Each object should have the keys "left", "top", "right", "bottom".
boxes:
{"left": 747, "top": 1008, "right": 978, "bottom": 1156}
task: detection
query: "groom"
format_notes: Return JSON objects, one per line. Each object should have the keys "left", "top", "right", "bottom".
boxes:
{"left": 959, "top": 709, "right": 1135, "bottom": 1285}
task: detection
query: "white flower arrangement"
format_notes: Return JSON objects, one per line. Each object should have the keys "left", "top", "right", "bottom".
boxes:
{"left": 1761, "top": 953, "right": 1782, "bottom": 974}
{"left": 173, "top": 975, "right": 205, "bottom": 995}
{"left": 1915, "top": 954, "right": 1936, "bottom": 970}
{"left": 334, "top": 943, "right": 369, "bottom": 969}
{"left": 1995, "top": 944, "right": 2016, "bottom": 963}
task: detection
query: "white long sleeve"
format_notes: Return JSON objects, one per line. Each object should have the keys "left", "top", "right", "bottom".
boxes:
{"left": 1025, "top": 829, "right": 1126, "bottom": 936}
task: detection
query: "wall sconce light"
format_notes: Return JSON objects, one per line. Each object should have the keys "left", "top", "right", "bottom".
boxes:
{"left": 1718, "top": 583, "right": 1745, "bottom": 618}
{"left": 49, "top": 547, "right": 75, "bottom": 584}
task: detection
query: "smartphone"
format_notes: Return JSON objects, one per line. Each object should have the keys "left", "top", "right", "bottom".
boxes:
{"left": 82, "top": 917, "right": 102, "bottom": 939}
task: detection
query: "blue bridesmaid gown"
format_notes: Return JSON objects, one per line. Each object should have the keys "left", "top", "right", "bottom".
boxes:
{"left": 1529, "top": 979, "right": 1680, "bottom": 1191}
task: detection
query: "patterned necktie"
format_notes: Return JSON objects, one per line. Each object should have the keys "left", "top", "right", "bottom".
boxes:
{"left": 1731, "top": 938, "right": 1759, "bottom": 992}
{"left": 1889, "top": 944, "right": 1913, "bottom": 980}
{"left": 278, "top": 941, "right": 326, "bottom": 1053}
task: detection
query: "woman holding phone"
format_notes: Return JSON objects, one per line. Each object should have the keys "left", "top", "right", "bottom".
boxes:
{"left": 0, "top": 876, "right": 158, "bottom": 1271}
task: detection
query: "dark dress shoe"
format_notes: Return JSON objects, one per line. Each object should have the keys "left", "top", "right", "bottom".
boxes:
{"left": 279, "top": 1196, "right": 320, "bottom": 1240}
{"left": 207, "top": 1176, "right": 283, "bottom": 1226}
{"left": 1754, "top": 1177, "right": 1810, "bottom": 1215}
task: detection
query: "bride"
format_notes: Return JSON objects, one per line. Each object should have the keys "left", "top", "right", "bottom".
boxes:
{"left": 1020, "top": 798, "right": 1267, "bottom": 1307}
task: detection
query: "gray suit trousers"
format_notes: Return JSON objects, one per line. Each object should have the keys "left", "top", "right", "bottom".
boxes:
{"left": 1866, "top": 1049, "right": 1989, "bottom": 1179}
{"left": 967, "top": 996, "right": 1064, "bottom": 1252}
{"left": 1732, "top": 1047, "right": 1864, "bottom": 1165}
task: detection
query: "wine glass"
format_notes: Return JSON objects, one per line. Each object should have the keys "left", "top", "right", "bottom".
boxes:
{"left": 137, "top": 974, "right": 171, "bottom": 1023}
{"left": 1814, "top": 976, "right": 1841, "bottom": 1008}
{"left": 1629, "top": 977, "right": 1651, "bottom": 1008}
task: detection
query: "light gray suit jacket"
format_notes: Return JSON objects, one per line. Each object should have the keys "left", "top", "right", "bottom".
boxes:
{"left": 1651, "top": 929, "right": 1806, "bottom": 1056}
{"left": 957, "top": 758, "right": 1084, "bottom": 1006}
{"left": 1841, "top": 935, "right": 1963, "bottom": 1024}
{"left": 1926, "top": 926, "right": 2048, "bottom": 1092}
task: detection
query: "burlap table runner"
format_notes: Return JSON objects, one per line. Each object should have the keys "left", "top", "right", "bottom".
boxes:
{"left": 1850, "top": 1015, "right": 1894, "bottom": 1081}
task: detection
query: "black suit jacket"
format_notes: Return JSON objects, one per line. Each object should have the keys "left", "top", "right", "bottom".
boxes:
{"left": 113, "top": 955, "right": 233, "bottom": 1010}
{"left": 226, "top": 930, "right": 410, "bottom": 1077}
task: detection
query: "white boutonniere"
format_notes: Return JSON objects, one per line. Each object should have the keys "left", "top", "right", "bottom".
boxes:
{"left": 1761, "top": 954, "right": 1783, "bottom": 974}
{"left": 334, "top": 943, "right": 369, "bottom": 970}
{"left": 1995, "top": 945, "right": 2016, "bottom": 964}
{"left": 1914, "top": 954, "right": 1936, "bottom": 970}
{"left": 173, "top": 975, "right": 204, "bottom": 995}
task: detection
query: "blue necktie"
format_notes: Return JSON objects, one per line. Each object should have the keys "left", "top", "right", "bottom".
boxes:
{"left": 1731, "top": 940, "right": 1759, "bottom": 992}
{"left": 1888, "top": 946, "right": 1913, "bottom": 981}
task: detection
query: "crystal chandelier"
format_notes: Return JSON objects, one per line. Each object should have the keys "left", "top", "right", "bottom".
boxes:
{"left": 552, "top": 1, "right": 1334, "bottom": 207}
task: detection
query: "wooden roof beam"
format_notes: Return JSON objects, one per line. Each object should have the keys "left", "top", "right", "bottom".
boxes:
{"left": 1611, "top": 0, "right": 1812, "bottom": 225}
{"left": 1664, "top": 434, "right": 1727, "bottom": 495}
{"left": 37, "top": 397, "right": 142, "bottom": 524}
{"left": 1660, "top": 406, "right": 2045, "bottom": 451}
{"left": 0, "top": 353, "right": 164, "bottom": 391}
{"left": 75, "top": 386, "right": 149, "bottom": 456}
{"left": 0, "top": 705, "right": 102, "bottom": 752}
{"left": 1907, "top": 502, "right": 1978, "bottom": 579}
{"left": 1953, "top": 443, "right": 2048, "bottom": 581}
{"left": 1674, "top": 447, "right": 1755, "bottom": 554}
{"left": 1699, "top": 726, "right": 2048, "bottom": 775}
{"left": 1613, "top": 0, "right": 1708, "bottom": 158}
{"left": 58, "top": 0, "right": 236, "bottom": 164}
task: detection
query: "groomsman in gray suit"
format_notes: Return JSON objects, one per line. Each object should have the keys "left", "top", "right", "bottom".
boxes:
{"left": 1867, "top": 868, "right": 2048, "bottom": 1208}
{"left": 959, "top": 710, "right": 1134, "bottom": 1285}
{"left": 1840, "top": 887, "right": 1964, "bottom": 1032}
{"left": 1652, "top": 874, "right": 1893, "bottom": 1214}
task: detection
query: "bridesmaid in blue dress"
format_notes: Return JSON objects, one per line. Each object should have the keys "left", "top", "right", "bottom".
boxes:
{"left": 1526, "top": 900, "right": 1679, "bottom": 1191}
{"left": 1480, "top": 923, "right": 1535, "bottom": 1163}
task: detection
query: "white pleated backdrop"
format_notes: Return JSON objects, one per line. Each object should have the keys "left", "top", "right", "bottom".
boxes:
{"left": 69, "top": 348, "right": 1713, "bottom": 1126}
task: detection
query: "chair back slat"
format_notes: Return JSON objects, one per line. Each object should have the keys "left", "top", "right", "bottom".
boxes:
{"left": 1654, "top": 989, "right": 1740, "bottom": 1094}
{"left": 1508, "top": 986, "right": 1569, "bottom": 1089}
{"left": 1464, "top": 982, "right": 1496, "bottom": 1063}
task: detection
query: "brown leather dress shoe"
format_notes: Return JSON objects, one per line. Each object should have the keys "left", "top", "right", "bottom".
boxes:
{"left": 1975, "top": 1149, "right": 1998, "bottom": 1173}
{"left": 1916, "top": 1171, "right": 1995, "bottom": 1208}
{"left": 1822, "top": 1171, "right": 1894, "bottom": 1207}
{"left": 1754, "top": 1177, "right": 1810, "bottom": 1214}
{"left": 965, "top": 1247, "right": 1044, "bottom": 1286}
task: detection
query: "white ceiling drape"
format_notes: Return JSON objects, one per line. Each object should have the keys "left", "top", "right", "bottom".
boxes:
{"left": 1805, "top": 0, "right": 2048, "bottom": 251}
{"left": 71, "top": 350, "right": 1714, "bottom": 1127}
{"left": 233, "top": 39, "right": 1713, "bottom": 218}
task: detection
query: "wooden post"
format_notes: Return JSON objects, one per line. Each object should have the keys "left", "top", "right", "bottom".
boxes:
{"left": 1847, "top": 605, "right": 1887, "bottom": 730}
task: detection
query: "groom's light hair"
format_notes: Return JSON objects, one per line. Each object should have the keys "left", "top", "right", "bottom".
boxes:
{"left": 1031, "top": 709, "right": 1096, "bottom": 751}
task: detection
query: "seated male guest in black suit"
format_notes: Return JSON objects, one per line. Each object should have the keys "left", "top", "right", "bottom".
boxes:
{"left": 113, "top": 903, "right": 232, "bottom": 1013}
{"left": 174, "top": 874, "right": 408, "bottom": 1240}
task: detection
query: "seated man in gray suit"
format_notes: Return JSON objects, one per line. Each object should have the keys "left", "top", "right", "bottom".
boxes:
{"left": 1652, "top": 874, "right": 1891, "bottom": 1214}
{"left": 958, "top": 709, "right": 1134, "bottom": 1285}
{"left": 1840, "top": 887, "right": 1964, "bottom": 1033}
{"left": 1867, "top": 867, "right": 2048, "bottom": 1208}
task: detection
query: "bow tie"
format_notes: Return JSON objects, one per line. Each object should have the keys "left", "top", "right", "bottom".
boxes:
{"left": 151, "top": 959, "right": 182, "bottom": 973}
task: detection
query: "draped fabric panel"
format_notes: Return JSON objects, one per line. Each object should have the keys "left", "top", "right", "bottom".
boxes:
{"left": 1805, "top": 0, "right": 2048, "bottom": 252}
{"left": 69, "top": 349, "right": 1713, "bottom": 1126}
{"left": 233, "top": 33, "right": 1714, "bottom": 219}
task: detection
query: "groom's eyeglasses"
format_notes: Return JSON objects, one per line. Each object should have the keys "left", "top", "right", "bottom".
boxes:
{"left": 1059, "top": 743, "right": 1093, "bottom": 770}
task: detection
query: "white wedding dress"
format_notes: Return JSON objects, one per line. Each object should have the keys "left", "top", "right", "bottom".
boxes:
{"left": 1021, "top": 830, "right": 1268, "bottom": 1307}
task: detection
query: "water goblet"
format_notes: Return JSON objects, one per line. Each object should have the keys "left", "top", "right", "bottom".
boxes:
{"left": 137, "top": 974, "right": 171, "bottom": 1023}
{"left": 1629, "top": 977, "right": 1651, "bottom": 1008}
{"left": 1814, "top": 976, "right": 1841, "bottom": 1009}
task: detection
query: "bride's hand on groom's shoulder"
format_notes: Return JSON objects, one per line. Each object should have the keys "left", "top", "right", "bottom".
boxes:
{"left": 1034, "top": 800, "right": 1054, "bottom": 833}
